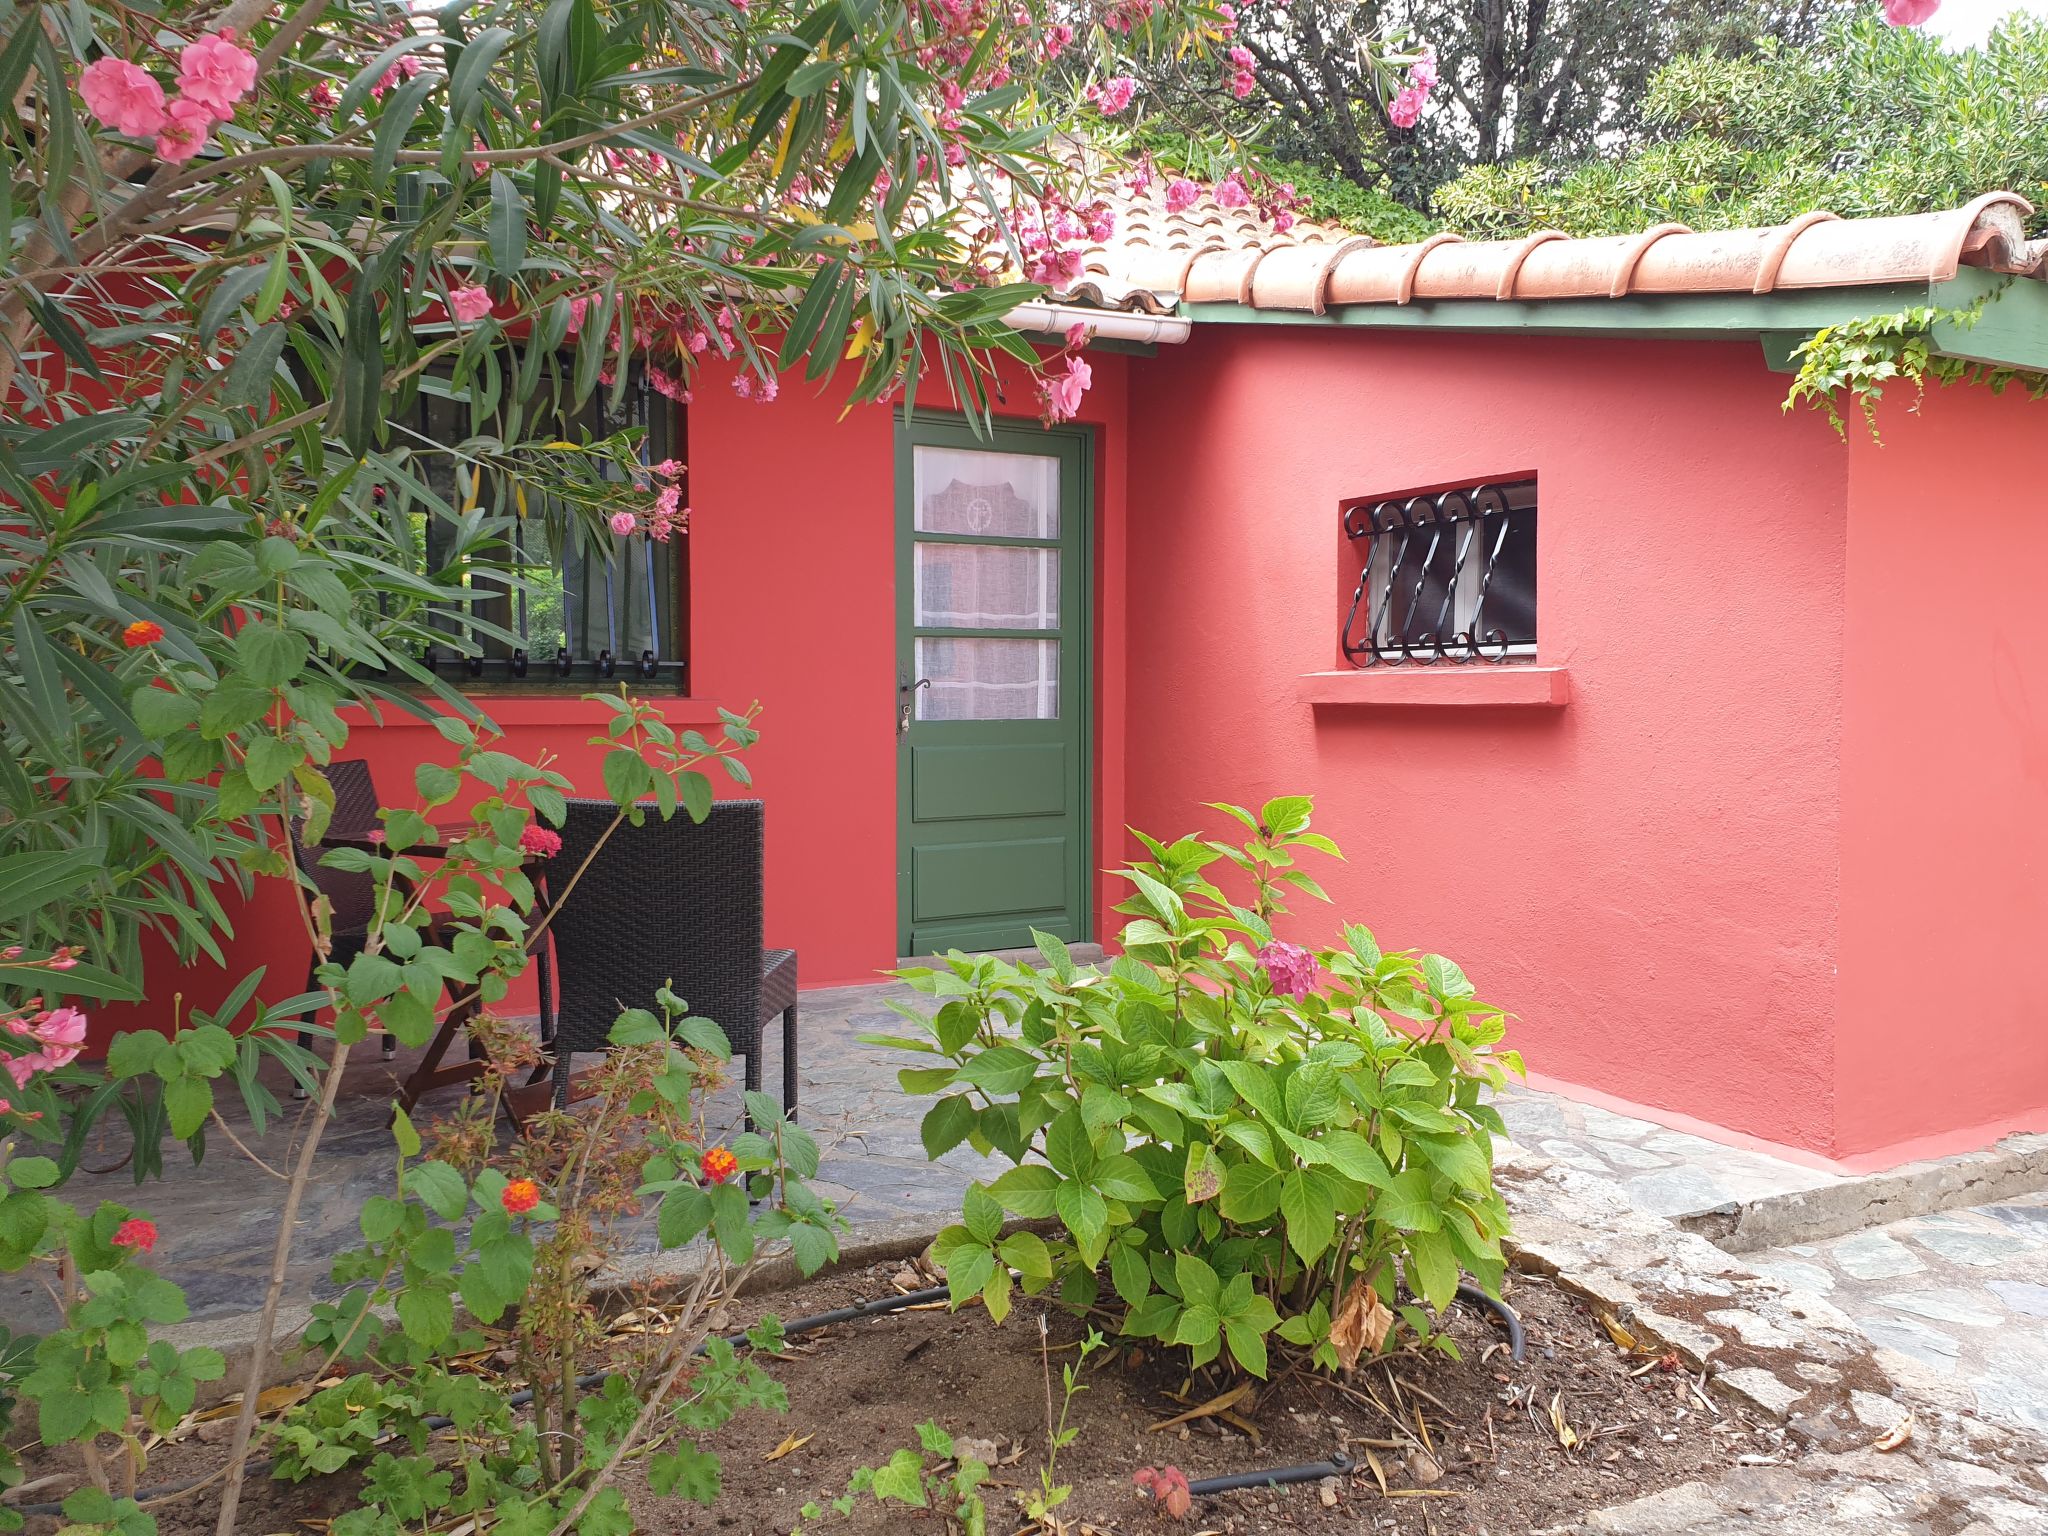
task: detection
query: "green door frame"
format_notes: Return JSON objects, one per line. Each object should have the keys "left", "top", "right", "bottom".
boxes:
{"left": 893, "top": 414, "right": 1095, "bottom": 955}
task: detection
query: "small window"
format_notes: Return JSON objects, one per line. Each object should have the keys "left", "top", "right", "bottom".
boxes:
{"left": 1342, "top": 478, "right": 1536, "bottom": 666}
{"left": 400, "top": 373, "right": 687, "bottom": 691}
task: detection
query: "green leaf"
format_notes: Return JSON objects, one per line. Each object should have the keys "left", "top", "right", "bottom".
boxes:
{"left": 987, "top": 1165, "right": 1060, "bottom": 1218}
{"left": 1374, "top": 1169, "right": 1445, "bottom": 1233}
{"left": 1107, "top": 1241, "right": 1150, "bottom": 1306}
{"left": 6, "top": 1155, "right": 58, "bottom": 1189}
{"left": 1404, "top": 1227, "right": 1459, "bottom": 1311}
{"left": 1224, "top": 1317, "right": 1271, "bottom": 1379}
{"left": 962, "top": 1184, "right": 1003, "bottom": 1245}
{"left": 163, "top": 1073, "right": 212, "bottom": 1139}
{"left": 871, "top": 1448, "right": 929, "bottom": 1507}
{"left": 1044, "top": 1108, "right": 1097, "bottom": 1180}
{"left": 1219, "top": 1159, "right": 1283, "bottom": 1223}
{"left": 488, "top": 171, "right": 527, "bottom": 276}
{"left": 920, "top": 1094, "right": 978, "bottom": 1160}
{"left": 1053, "top": 1180, "right": 1107, "bottom": 1247}
{"left": 234, "top": 621, "right": 310, "bottom": 689}
{"left": 957, "top": 1045, "right": 1037, "bottom": 1096}
{"left": 1280, "top": 1170, "right": 1338, "bottom": 1263}
{"left": 396, "top": 1284, "right": 455, "bottom": 1347}
{"left": 648, "top": 1442, "right": 722, "bottom": 1504}
{"left": 405, "top": 1161, "right": 470, "bottom": 1221}
{"left": 1093, "top": 1154, "right": 1157, "bottom": 1204}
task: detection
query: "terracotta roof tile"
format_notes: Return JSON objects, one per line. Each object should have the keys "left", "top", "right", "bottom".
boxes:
{"left": 1046, "top": 173, "right": 2047, "bottom": 316}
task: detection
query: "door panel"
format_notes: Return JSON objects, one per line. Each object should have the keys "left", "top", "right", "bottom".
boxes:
{"left": 912, "top": 838, "right": 1068, "bottom": 921}
{"left": 897, "top": 422, "right": 1089, "bottom": 955}
{"left": 913, "top": 744, "right": 1068, "bottom": 822}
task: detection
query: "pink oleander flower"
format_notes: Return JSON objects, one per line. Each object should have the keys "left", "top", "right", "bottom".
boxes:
{"left": 1387, "top": 83, "right": 1427, "bottom": 128}
{"left": 80, "top": 58, "right": 168, "bottom": 138}
{"left": 112, "top": 1218, "right": 159, "bottom": 1253}
{"left": 1409, "top": 44, "right": 1438, "bottom": 90}
{"left": 1089, "top": 75, "right": 1137, "bottom": 114}
{"left": 518, "top": 824, "right": 563, "bottom": 857}
{"left": 307, "top": 79, "right": 336, "bottom": 114}
{"left": 1214, "top": 174, "right": 1250, "bottom": 209}
{"left": 1256, "top": 940, "right": 1318, "bottom": 1000}
{"left": 5, "top": 1053, "right": 45, "bottom": 1091}
{"left": 1039, "top": 355, "right": 1092, "bottom": 424}
{"left": 448, "top": 285, "right": 494, "bottom": 323}
{"left": 155, "top": 97, "right": 214, "bottom": 163}
{"left": 653, "top": 458, "right": 683, "bottom": 480}
{"left": 1164, "top": 177, "right": 1199, "bottom": 213}
{"left": 1882, "top": 0, "right": 1940, "bottom": 22}
{"left": 33, "top": 1008, "right": 87, "bottom": 1062}
{"left": 1043, "top": 22, "right": 1074, "bottom": 58}
{"left": 608, "top": 510, "right": 639, "bottom": 537}
{"left": 176, "top": 30, "right": 258, "bottom": 120}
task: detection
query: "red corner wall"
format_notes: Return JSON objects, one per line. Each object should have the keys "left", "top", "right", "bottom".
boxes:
{"left": 1834, "top": 383, "right": 2048, "bottom": 1164}
{"left": 1118, "top": 325, "right": 1855, "bottom": 1155}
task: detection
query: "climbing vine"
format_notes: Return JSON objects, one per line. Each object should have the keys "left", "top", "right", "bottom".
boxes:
{"left": 1785, "top": 283, "right": 2048, "bottom": 437}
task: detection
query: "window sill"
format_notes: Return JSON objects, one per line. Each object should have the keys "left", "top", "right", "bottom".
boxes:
{"left": 343, "top": 696, "right": 733, "bottom": 730}
{"left": 1298, "top": 667, "right": 1571, "bottom": 710}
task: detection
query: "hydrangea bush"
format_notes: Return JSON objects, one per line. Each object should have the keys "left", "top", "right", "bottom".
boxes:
{"left": 876, "top": 797, "right": 1520, "bottom": 1381}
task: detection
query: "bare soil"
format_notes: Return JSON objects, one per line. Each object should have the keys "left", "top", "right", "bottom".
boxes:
{"left": 17, "top": 1264, "right": 1791, "bottom": 1536}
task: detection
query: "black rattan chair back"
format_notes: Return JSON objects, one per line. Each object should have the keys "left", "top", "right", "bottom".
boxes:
{"left": 289, "top": 759, "right": 381, "bottom": 949}
{"left": 545, "top": 798, "right": 767, "bottom": 1065}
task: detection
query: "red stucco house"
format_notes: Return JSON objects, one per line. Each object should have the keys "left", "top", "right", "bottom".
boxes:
{"left": 130, "top": 185, "right": 2048, "bottom": 1170}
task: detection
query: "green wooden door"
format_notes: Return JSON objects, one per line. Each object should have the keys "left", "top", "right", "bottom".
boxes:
{"left": 896, "top": 419, "right": 1090, "bottom": 956}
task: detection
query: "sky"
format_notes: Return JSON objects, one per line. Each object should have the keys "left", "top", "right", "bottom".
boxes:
{"left": 1926, "top": 0, "right": 2048, "bottom": 44}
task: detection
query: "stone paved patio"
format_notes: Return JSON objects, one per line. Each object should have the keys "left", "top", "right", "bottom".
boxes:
{"left": 1745, "top": 1192, "right": 2048, "bottom": 1437}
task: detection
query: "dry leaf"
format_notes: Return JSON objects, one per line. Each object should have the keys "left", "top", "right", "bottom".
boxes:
{"left": 1873, "top": 1412, "right": 1914, "bottom": 1452}
{"left": 193, "top": 1382, "right": 312, "bottom": 1423}
{"left": 1597, "top": 1313, "right": 1639, "bottom": 1353}
{"left": 1549, "top": 1391, "right": 1579, "bottom": 1451}
{"left": 762, "top": 1432, "right": 813, "bottom": 1462}
{"left": 1147, "top": 1381, "right": 1253, "bottom": 1433}
{"left": 1363, "top": 1448, "right": 1388, "bottom": 1495}
{"left": 1330, "top": 1283, "right": 1394, "bottom": 1372}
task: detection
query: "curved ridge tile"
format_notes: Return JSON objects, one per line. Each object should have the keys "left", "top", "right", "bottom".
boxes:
{"left": 1496, "top": 231, "right": 1568, "bottom": 299}
{"left": 1508, "top": 232, "right": 1656, "bottom": 300}
{"left": 1412, "top": 239, "right": 1523, "bottom": 301}
{"left": 1609, "top": 223, "right": 1692, "bottom": 297}
{"left": 1755, "top": 211, "right": 1842, "bottom": 292}
{"left": 1629, "top": 227, "right": 1776, "bottom": 294}
{"left": 1249, "top": 235, "right": 1377, "bottom": 313}
{"left": 1183, "top": 245, "right": 1266, "bottom": 304}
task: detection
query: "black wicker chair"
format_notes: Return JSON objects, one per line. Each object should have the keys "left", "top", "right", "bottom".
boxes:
{"left": 544, "top": 798, "right": 798, "bottom": 1121}
{"left": 288, "top": 760, "right": 395, "bottom": 1088}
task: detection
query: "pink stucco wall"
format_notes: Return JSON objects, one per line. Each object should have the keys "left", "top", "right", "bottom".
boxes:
{"left": 1120, "top": 325, "right": 1856, "bottom": 1154}
{"left": 1835, "top": 384, "right": 2048, "bottom": 1164}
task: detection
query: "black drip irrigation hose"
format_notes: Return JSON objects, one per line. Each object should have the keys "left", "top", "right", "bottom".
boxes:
{"left": 13, "top": 1279, "right": 1526, "bottom": 1517}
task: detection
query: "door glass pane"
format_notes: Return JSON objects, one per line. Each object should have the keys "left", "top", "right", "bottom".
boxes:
{"left": 914, "top": 543, "right": 1059, "bottom": 630}
{"left": 916, "top": 637, "right": 1059, "bottom": 720}
{"left": 914, "top": 447, "right": 1059, "bottom": 538}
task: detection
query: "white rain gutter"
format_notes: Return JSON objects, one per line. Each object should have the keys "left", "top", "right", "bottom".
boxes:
{"left": 1004, "top": 300, "right": 1192, "bottom": 345}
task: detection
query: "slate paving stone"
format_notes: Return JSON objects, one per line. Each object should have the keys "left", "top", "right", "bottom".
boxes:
{"left": 1592, "top": 1138, "right": 1671, "bottom": 1170}
{"left": 1989, "top": 1280, "right": 2048, "bottom": 1318}
{"left": 1877, "top": 1290, "right": 2004, "bottom": 1328}
{"left": 1832, "top": 1231, "right": 1928, "bottom": 1281}
{"left": 1752, "top": 1258, "right": 1837, "bottom": 1295}
{"left": 1858, "top": 1314, "right": 1964, "bottom": 1374}
{"left": 1625, "top": 1165, "right": 1732, "bottom": 1219}
{"left": 1907, "top": 1216, "right": 2037, "bottom": 1269}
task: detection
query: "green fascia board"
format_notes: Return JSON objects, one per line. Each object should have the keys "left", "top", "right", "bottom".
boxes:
{"left": 1182, "top": 276, "right": 2048, "bottom": 375}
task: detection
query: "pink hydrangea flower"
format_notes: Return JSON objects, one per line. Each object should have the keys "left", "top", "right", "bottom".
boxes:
{"left": 1255, "top": 941, "right": 1318, "bottom": 1000}
{"left": 1882, "top": 0, "right": 1940, "bottom": 22}
{"left": 608, "top": 510, "right": 639, "bottom": 536}
{"left": 1164, "top": 177, "right": 1199, "bottom": 213}
{"left": 448, "top": 285, "right": 495, "bottom": 323}
{"left": 80, "top": 58, "right": 168, "bottom": 138}
{"left": 155, "top": 97, "right": 214, "bottom": 163}
{"left": 176, "top": 30, "right": 258, "bottom": 120}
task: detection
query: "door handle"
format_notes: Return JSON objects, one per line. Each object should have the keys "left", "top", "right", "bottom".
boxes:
{"left": 898, "top": 675, "right": 930, "bottom": 736}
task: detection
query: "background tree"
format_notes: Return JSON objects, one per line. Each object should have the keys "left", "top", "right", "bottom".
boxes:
{"left": 1130, "top": 0, "right": 1849, "bottom": 235}
{"left": 1436, "top": 8, "right": 2048, "bottom": 235}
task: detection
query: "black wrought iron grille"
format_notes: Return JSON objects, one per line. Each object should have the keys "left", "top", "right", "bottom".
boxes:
{"left": 411, "top": 374, "right": 687, "bottom": 691}
{"left": 1341, "top": 479, "right": 1537, "bottom": 666}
